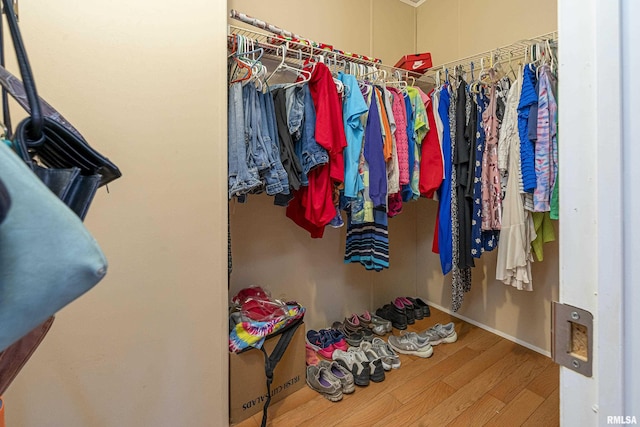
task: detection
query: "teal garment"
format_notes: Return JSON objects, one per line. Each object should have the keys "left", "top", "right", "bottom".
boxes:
{"left": 339, "top": 72, "right": 369, "bottom": 199}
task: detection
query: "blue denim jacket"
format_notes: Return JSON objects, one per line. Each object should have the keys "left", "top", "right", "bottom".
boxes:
{"left": 293, "top": 85, "right": 328, "bottom": 186}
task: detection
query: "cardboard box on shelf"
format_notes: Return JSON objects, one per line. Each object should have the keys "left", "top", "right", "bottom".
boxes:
{"left": 229, "top": 323, "right": 306, "bottom": 425}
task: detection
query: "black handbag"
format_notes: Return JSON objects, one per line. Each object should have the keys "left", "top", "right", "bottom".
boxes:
{"left": 0, "top": 0, "right": 121, "bottom": 219}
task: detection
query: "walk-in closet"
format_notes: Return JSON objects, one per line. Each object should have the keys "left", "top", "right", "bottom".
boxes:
{"left": 1, "top": 0, "right": 638, "bottom": 426}
{"left": 227, "top": 0, "right": 559, "bottom": 425}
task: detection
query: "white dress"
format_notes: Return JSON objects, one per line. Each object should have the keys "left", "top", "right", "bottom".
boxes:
{"left": 495, "top": 78, "right": 537, "bottom": 290}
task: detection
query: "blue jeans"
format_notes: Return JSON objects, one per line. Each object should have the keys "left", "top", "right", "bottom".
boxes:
{"left": 259, "top": 90, "right": 289, "bottom": 195}
{"left": 286, "top": 85, "right": 305, "bottom": 141}
{"left": 243, "top": 84, "right": 283, "bottom": 195}
{"left": 228, "top": 83, "right": 261, "bottom": 199}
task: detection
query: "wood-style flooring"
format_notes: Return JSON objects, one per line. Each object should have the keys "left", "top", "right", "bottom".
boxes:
{"left": 233, "top": 307, "right": 559, "bottom": 427}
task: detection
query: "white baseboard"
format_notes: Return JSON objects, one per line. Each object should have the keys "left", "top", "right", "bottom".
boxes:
{"left": 425, "top": 301, "right": 552, "bottom": 358}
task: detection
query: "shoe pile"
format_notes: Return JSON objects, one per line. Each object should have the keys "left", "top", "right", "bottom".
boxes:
{"left": 305, "top": 310, "right": 403, "bottom": 398}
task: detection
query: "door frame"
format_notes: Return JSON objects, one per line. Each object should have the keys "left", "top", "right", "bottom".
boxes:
{"left": 558, "top": 0, "right": 638, "bottom": 423}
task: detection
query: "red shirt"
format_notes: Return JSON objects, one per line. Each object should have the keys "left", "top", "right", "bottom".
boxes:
{"left": 419, "top": 89, "right": 444, "bottom": 199}
{"left": 308, "top": 63, "right": 347, "bottom": 182}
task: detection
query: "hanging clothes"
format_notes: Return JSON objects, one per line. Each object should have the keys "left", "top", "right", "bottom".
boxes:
{"left": 406, "top": 87, "right": 428, "bottom": 200}
{"left": 401, "top": 94, "right": 415, "bottom": 202}
{"left": 374, "top": 87, "right": 393, "bottom": 163}
{"left": 364, "top": 90, "right": 387, "bottom": 208}
{"left": 344, "top": 85, "right": 390, "bottom": 271}
{"left": 388, "top": 87, "right": 410, "bottom": 187}
{"left": 349, "top": 84, "right": 374, "bottom": 225}
{"left": 470, "top": 90, "right": 499, "bottom": 258}
{"left": 387, "top": 87, "right": 408, "bottom": 218}
{"left": 260, "top": 90, "right": 292, "bottom": 194}
{"left": 382, "top": 87, "right": 400, "bottom": 197}
{"left": 431, "top": 88, "right": 444, "bottom": 254}
{"left": 531, "top": 211, "right": 555, "bottom": 261}
{"left": 481, "top": 82, "right": 503, "bottom": 231}
{"left": 344, "top": 208, "right": 389, "bottom": 271}
{"left": 271, "top": 87, "right": 302, "bottom": 205}
{"left": 449, "top": 80, "right": 471, "bottom": 312}
{"left": 518, "top": 65, "right": 538, "bottom": 194}
{"left": 496, "top": 77, "right": 536, "bottom": 291}
{"left": 454, "top": 77, "right": 474, "bottom": 270}
{"left": 243, "top": 84, "right": 285, "bottom": 196}
{"left": 533, "top": 65, "right": 558, "bottom": 212}
{"left": 419, "top": 89, "right": 444, "bottom": 199}
{"left": 548, "top": 68, "right": 559, "bottom": 220}
{"left": 435, "top": 85, "right": 453, "bottom": 275}
{"left": 286, "top": 63, "right": 347, "bottom": 238}
{"left": 228, "top": 82, "right": 262, "bottom": 199}
{"left": 338, "top": 72, "right": 368, "bottom": 200}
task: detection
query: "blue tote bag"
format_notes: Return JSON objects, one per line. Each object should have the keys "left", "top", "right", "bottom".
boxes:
{"left": 0, "top": 140, "right": 107, "bottom": 352}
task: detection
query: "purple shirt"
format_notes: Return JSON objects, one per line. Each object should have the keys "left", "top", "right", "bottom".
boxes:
{"left": 364, "top": 91, "right": 387, "bottom": 208}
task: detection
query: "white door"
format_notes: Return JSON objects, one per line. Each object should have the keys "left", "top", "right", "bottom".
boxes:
{"left": 559, "top": 0, "right": 639, "bottom": 424}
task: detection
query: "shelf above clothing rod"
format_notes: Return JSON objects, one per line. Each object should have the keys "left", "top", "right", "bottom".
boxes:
{"left": 228, "top": 12, "right": 422, "bottom": 79}
{"left": 420, "top": 31, "right": 558, "bottom": 83}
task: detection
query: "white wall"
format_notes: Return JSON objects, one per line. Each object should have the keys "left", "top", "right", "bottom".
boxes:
{"left": 4, "top": 1, "right": 228, "bottom": 426}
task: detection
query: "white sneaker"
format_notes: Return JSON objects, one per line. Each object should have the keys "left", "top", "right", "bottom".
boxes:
{"left": 417, "top": 322, "right": 457, "bottom": 346}
{"left": 387, "top": 332, "right": 433, "bottom": 358}
{"left": 332, "top": 349, "right": 370, "bottom": 386}
{"left": 357, "top": 343, "right": 385, "bottom": 382}
{"left": 370, "top": 337, "right": 401, "bottom": 369}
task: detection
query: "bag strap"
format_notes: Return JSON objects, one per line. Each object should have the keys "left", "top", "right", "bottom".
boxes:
{"left": 0, "top": 2, "right": 12, "bottom": 137}
{"left": 1, "top": 0, "right": 42, "bottom": 143}
{"left": 258, "top": 320, "right": 302, "bottom": 427}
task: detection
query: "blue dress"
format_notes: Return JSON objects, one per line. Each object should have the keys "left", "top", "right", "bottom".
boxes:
{"left": 437, "top": 86, "right": 453, "bottom": 275}
{"left": 471, "top": 92, "right": 499, "bottom": 257}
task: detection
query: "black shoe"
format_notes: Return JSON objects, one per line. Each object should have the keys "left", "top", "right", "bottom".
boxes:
{"left": 411, "top": 297, "right": 431, "bottom": 317}
{"left": 394, "top": 298, "right": 415, "bottom": 325}
{"left": 376, "top": 304, "right": 407, "bottom": 330}
{"left": 406, "top": 297, "right": 425, "bottom": 320}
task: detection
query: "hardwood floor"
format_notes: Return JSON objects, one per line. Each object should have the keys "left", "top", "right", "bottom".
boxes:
{"left": 232, "top": 308, "right": 559, "bottom": 427}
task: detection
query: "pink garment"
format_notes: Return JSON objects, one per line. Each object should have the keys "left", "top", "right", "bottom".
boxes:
{"left": 481, "top": 85, "right": 503, "bottom": 230}
{"left": 387, "top": 87, "right": 410, "bottom": 185}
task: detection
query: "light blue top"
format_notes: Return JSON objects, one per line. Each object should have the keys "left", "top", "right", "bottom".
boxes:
{"left": 338, "top": 72, "right": 368, "bottom": 199}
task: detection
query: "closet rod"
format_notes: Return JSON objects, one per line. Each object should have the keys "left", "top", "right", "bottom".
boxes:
{"left": 420, "top": 31, "right": 558, "bottom": 82}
